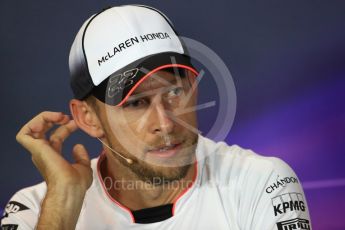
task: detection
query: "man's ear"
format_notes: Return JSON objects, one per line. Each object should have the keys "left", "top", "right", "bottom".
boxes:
{"left": 69, "top": 99, "right": 104, "bottom": 138}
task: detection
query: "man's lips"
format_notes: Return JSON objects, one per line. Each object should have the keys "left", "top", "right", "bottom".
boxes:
{"left": 146, "top": 142, "right": 183, "bottom": 158}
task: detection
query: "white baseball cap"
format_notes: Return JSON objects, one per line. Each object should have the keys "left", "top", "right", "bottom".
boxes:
{"left": 69, "top": 5, "right": 198, "bottom": 106}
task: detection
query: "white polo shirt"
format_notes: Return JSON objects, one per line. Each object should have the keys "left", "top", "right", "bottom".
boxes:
{"left": 1, "top": 135, "right": 312, "bottom": 229}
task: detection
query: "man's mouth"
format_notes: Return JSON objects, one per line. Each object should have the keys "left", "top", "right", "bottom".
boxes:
{"left": 147, "top": 142, "right": 183, "bottom": 158}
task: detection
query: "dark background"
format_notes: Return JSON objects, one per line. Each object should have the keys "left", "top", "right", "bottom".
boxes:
{"left": 1, "top": 1, "right": 345, "bottom": 229}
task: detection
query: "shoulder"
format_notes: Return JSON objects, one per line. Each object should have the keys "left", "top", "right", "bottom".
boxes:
{"left": 197, "top": 136, "right": 311, "bottom": 229}
{"left": 4, "top": 157, "right": 100, "bottom": 207}
{"left": 197, "top": 135, "right": 302, "bottom": 197}
{"left": 198, "top": 135, "right": 292, "bottom": 185}
{"left": 1, "top": 182, "right": 46, "bottom": 228}
{"left": 1, "top": 157, "right": 100, "bottom": 228}
{"left": 6, "top": 182, "right": 47, "bottom": 212}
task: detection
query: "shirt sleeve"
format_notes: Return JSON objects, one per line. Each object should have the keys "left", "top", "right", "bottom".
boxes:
{"left": 239, "top": 157, "right": 312, "bottom": 230}
{"left": 1, "top": 189, "right": 41, "bottom": 230}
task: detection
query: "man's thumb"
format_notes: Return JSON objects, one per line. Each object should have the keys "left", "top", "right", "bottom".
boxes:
{"left": 72, "top": 144, "right": 90, "bottom": 167}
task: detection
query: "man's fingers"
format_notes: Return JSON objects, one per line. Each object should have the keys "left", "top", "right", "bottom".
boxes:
{"left": 25, "top": 112, "right": 69, "bottom": 135}
{"left": 41, "top": 111, "right": 70, "bottom": 126}
{"left": 35, "top": 112, "right": 70, "bottom": 133}
{"left": 16, "top": 112, "right": 69, "bottom": 146}
{"left": 72, "top": 144, "right": 91, "bottom": 167}
{"left": 49, "top": 120, "right": 78, "bottom": 152}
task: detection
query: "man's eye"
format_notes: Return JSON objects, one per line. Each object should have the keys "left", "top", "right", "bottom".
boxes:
{"left": 123, "top": 99, "right": 147, "bottom": 108}
{"left": 167, "top": 86, "right": 183, "bottom": 98}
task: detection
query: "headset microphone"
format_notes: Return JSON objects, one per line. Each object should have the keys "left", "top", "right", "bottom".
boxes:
{"left": 97, "top": 138, "right": 133, "bottom": 164}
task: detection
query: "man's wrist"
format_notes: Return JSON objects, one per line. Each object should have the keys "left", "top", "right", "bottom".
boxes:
{"left": 47, "top": 182, "right": 88, "bottom": 196}
{"left": 37, "top": 184, "right": 87, "bottom": 230}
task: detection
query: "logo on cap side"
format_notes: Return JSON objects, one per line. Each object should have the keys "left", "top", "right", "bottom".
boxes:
{"left": 107, "top": 68, "right": 139, "bottom": 99}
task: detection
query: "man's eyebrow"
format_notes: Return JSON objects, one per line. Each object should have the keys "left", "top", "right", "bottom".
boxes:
{"left": 149, "top": 74, "right": 178, "bottom": 86}
{"left": 126, "top": 77, "right": 179, "bottom": 101}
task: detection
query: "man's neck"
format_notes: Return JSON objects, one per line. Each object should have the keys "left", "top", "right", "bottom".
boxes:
{"left": 100, "top": 151, "right": 196, "bottom": 211}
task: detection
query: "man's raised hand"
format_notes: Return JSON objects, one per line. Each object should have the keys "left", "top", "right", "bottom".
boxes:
{"left": 16, "top": 111, "right": 92, "bottom": 191}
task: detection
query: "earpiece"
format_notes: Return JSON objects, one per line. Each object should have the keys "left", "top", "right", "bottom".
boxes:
{"left": 97, "top": 138, "right": 133, "bottom": 164}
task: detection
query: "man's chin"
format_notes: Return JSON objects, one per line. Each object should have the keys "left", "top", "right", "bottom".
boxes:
{"left": 130, "top": 161, "right": 193, "bottom": 185}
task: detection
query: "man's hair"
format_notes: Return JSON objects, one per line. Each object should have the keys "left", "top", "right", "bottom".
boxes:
{"left": 85, "top": 95, "right": 100, "bottom": 115}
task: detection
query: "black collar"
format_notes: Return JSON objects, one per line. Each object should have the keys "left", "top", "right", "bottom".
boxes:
{"left": 131, "top": 203, "right": 173, "bottom": 224}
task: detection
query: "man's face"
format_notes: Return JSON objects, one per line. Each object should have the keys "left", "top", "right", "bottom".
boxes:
{"left": 95, "top": 69, "right": 199, "bottom": 184}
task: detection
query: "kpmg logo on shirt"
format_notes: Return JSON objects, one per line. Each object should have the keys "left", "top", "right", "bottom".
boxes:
{"left": 271, "top": 192, "right": 306, "bottom": 216}
{"left": 276, "top": 218, "right": 310, "bottom": 230}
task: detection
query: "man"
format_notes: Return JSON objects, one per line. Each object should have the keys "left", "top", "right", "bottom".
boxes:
{"left": 1, "top": 5, "right": 311, "bottom": 230}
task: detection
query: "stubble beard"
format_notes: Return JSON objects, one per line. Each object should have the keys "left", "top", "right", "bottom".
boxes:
{"left": 106, "top": 133, "right": 198, "bottom": 186}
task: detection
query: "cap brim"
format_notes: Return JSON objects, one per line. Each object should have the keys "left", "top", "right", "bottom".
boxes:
{"left": 92, "top": 52, "right": 198, "bottom": 106}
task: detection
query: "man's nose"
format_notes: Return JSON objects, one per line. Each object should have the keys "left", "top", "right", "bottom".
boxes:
{"left": 150, "top": 100, "right": 175, "bottom": 135}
